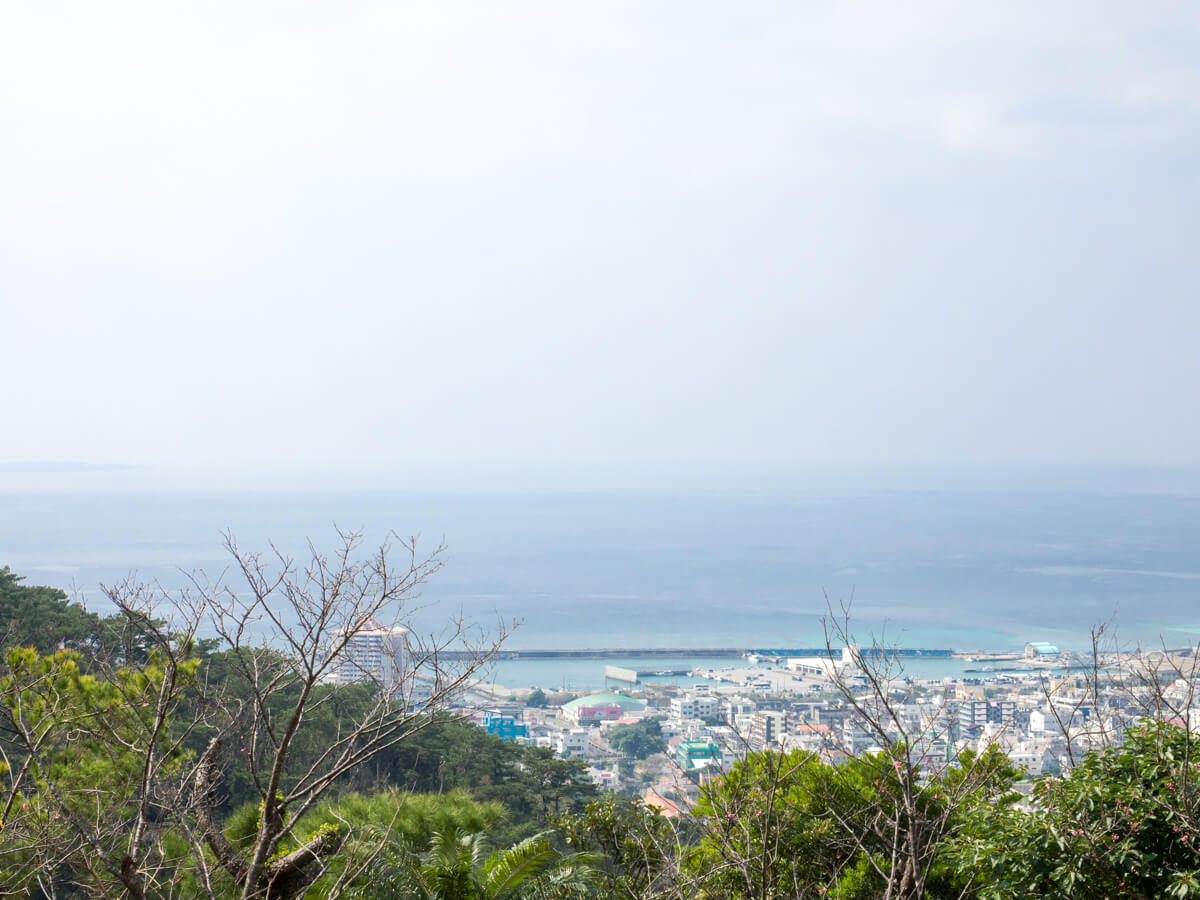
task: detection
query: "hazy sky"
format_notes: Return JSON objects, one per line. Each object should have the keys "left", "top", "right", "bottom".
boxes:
{"left": 3, "top": 2, "right": 1199, "bottom": 475}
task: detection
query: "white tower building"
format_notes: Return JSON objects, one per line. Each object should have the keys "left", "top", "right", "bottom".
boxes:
{"left": 332, "top": 618, "right": 409, "bottom": 688}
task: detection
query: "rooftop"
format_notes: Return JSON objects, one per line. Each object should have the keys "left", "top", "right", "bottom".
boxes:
{"left": 561, "top": 692, "right": 648, "bottom": 713}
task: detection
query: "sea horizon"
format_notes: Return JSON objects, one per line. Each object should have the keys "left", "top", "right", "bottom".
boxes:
{"left": 3, "top": 473, "right": 1199, "bottom": 657}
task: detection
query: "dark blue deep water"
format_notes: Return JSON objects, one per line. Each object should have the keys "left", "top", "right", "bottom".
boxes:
{"left": 3, "top": 488, "right": 1199, "bottom": 653}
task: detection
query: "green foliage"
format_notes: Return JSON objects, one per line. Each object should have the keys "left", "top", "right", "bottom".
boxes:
{"left": 178, "top": 648, "right": 381, "bottom": 816}
{"left": 684, "top": 743, "right": 1020, "bottom": 900}
{"left": 527, "top": 689, "right": 549, "bottom": 708}
{"left": 338, "top": 819, "right": 597, "bottom": 900}
{"left": 223, "top": 798, "right": 264, "bottom": 851}
{"left": 295, "top": 790, "right": 507, "bottom": 897}
{"left": 0, "top": 629, "right": 594, "bottom": 892}
{"left": 307, "top": 789, "right": 507, "bottom": 854}
{"left": 0, "top": 642, "right": 201, "bottom": 893}
{"left": 556, "top": 796, "right": 681, "bottom": 898}
{"left": 606, "top": 718, "right": 664, "bottom": 760}
{"left": 690, "top": 748, "right": 850, "bottom": 898}
{"left": 950, "top": 721, "right": 1200, "bottom": 899}
{"left": 0, "top": 567, "right": 101, "bottom": 655}
{"left": 381, "top": 717, "right": 598, "bottom": 845}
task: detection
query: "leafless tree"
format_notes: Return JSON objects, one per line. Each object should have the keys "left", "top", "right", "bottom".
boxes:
{"left": 0, "top": 529, "right": 510, "bottom": 900}
{"left": 814, "top": 596, "right": 1022, "bottom": 900}
{"left": 188, "top": 529, "right": 510, "bottom": 899}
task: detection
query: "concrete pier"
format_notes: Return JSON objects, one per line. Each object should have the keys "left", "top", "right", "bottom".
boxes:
{"left": 436, "top": 646, "right": 955, "bottom": 661}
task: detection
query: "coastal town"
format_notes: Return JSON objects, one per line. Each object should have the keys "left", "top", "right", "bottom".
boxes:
{"left": 467, "top": 641, "right": 1200, "bottom": 815}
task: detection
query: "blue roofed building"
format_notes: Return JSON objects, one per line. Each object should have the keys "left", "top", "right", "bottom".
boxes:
{"left": 1024, "top": 642, "right": 1061, "bottom": 659}
{"left": 482, "top": 713, "right": 528, "bottom": 742}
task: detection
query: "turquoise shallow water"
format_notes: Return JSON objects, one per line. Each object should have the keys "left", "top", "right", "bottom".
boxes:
{"left": 2, "top": 488, "right": 1199, "bottom": 654}
{"left": 481, "top": 655, "right": 1040, "bottom": 692}
{"left": 480, "top": 656, "right": 739, "bottom": 692}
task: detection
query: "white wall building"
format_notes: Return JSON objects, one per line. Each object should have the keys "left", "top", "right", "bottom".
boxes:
{"left": 556, "top": 728, "right": 590, "bottom": 759}
{"left": 332, "top": 619, "right": 409, "bottom": 688}
{"left": 723, "top": 697, "right": 757, "bottom": 726}
{"left": 750, "top": 710, "right": 786, "bottom": 749}
{"left": 587, "top": 765, "right": 619, "bottom": 790}
{"left": 670, "top": 693, "right": 720, "bottom": 721}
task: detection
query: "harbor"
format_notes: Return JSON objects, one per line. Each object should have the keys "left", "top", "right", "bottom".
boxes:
{"left": 478, "top": 648, "right": 1032, "bottom": 693}
{"left": 445, "top": 646, "right": 958, "bottom": 661}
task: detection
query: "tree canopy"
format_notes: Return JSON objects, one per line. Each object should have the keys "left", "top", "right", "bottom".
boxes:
{"left": 605, "top": 719, "right": 664, "bottom": 760}
{"left": 0, "top": 566, "right": 102, "bottom": 654}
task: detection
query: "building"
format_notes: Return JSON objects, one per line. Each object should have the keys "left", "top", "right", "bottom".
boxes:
{"left": 785, "top": 646, "right": 863, "bottom": 679}
{"left": 670, "top": 693, "right": 720, "bottom": 721}
{"left": 482, "top": 714, "right": 527, "bottom": 742}
{"left": 556, "top": 728, "right": 590, "bottom": 758}
{"left": 782, "top": 723, "right": 832, "bottom": 753}
{"left": 1025, "top": 642, "right": 1061, "bottom": 659}
{"left": 675, "top": 739, "right": 722, "bottom": 777}
{"left": 562, "top": 692, "right": 647, "bottom": 726}
{"left": 988, "top": 700, "right": 1016, "bottom": 727}
{"left": 958, "top": 700, "right": 989, "bottom": 735}
{"left": 749, "top": 710, "right": 786, "bottom": 750}
{"left": 709, "top": 725, "right": 749, "bottom": 765}
{"left": 331, "top": 619, "right": 409, "bottom": 688}
{"left": 722, "top": 697, "right": 757, "bottom": 727}
{"left": 587, "top": 765, "right": 619, "bottom": 790}
{"left": 643, "top": 787, "right": 686, "bottom": 818}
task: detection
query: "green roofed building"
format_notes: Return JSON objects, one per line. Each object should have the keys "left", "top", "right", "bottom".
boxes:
{"left": 676, "top": 739, "right": 722, "bottom": 778}
{"left": 562, "top": 691, "right": 647, "bottom": 725}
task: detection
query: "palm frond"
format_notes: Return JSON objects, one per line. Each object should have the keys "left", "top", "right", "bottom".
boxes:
{"left": 482, "top": 831, "right": 561, "bottom": 898}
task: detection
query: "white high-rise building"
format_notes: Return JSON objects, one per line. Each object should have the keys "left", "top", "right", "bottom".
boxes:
{"left": 332, "top": 619, "right": 409, "bottom": 688}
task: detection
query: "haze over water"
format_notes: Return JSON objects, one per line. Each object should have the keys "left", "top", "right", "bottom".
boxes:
{"left": 5, "top": 6, "right": 1199, "bottom": 683}
{"left": 4, "top": 473, "right": 1199, "bottom": 656}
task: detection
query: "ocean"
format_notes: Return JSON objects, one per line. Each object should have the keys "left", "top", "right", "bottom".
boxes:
{"left": 3, "top": 487, "right": 1200, "bottom": 675}
{"left": 483, "top": 654, "right": 1026, "bottom": 693}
